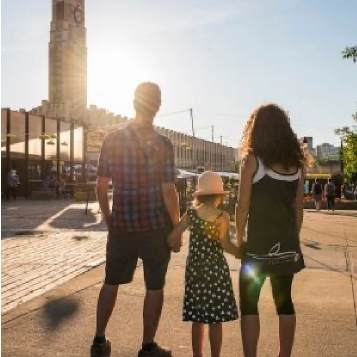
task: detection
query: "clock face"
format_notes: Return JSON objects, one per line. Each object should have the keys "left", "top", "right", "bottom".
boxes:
{"left": 74, "top": 8, "right": 82, "bottom": 23}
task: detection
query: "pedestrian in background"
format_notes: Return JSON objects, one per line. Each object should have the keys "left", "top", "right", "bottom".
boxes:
{"left": 168, "top": 171, "right": 241, "bottom": 357}
{"left": 324, "top": 178, "right": 336, "bottom": 211}
{"left": 236, "top": 104, "right": 308, "bottom": 357}
{"left": 90, "top": 82, "right": 180, "bottom": 357}
{"left": 6, "top": 169, "right": 20, "bottom": 200}
{"left": 311, "top": 178, "right": 323, "bottom": 210}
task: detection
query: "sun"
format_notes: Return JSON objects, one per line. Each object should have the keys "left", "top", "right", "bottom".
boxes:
{"left": 88, "top": 47, "right": 153, "bottom": 115}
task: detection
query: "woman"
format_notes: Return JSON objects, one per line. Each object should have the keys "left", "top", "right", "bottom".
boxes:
{"left": 311, "top": 178, "right": 323, "bottom": 210}
{"left": 235, "top": 104, "right": 309, "bottom": 357}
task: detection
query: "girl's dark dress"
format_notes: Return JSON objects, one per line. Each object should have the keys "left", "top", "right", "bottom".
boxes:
{"left": 183, "top": 209, "right": 238, "bottom": 324}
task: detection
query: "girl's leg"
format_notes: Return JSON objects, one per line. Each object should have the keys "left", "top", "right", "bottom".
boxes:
{"left": 239, "top": 266, "right": 266, "bottom": 357}
{"left": 271, "top": 275, "right": 296, "bottom": 357}
{"left": 209, "top": 323, "right": 222, "bottom": 357}
{"left": 192, "top": 322, "right": 204, "bottom": 357}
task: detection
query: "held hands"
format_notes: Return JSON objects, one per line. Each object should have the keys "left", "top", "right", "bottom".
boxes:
{"left": 235, "top": 242, "right": 246, "bottom": 259}
{"left": 167, "top": 233, "right": 183, "bottom": 253}
{"left": 235, "top": 234, "right": 246, "bottom": 259}
{"left": 102, "top": 214, "right": 112, "bottom": 230}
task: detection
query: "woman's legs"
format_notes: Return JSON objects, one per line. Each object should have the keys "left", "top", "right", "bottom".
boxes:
{"left": 209, "top": 323, "right": 222, "bottom": 357}
{"left": 277, "top": 315, "right": 296, "bottom": 357}
{"left": 239, "top": 266, "right": 266, "bottom": 357}
{"left": 192, "top": 322, "right": 204, "bottom": 357}
{"left": 270, "top": 275, "right": 296, "bottom": 357}
{"left": 241, "top": 315, "right": 260, "bottom": 357}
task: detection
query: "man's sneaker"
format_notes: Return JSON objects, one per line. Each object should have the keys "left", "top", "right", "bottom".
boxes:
{"left": 138, "top": 342, "right": 172, "bottom": 357}
{"left": 90, "top": 338, "right": 111, "bottom": 357}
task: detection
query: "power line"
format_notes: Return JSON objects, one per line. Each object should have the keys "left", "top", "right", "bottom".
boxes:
{"left": 156, "top": 109, "right": 190, "bottom": 118}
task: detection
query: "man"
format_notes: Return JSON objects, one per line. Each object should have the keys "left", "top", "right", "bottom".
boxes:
{"left": 324, "top": 178, "right": 336, "bottom": 211}
{"left": 90, "top": 82, "right": 180, "bottom": 357}
{"left": 6, "top": 169, "right": 20, "bottom": 200}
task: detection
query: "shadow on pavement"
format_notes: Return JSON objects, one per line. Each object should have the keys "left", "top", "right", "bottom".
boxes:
{"left": 49, "top": 207, "right": 104, "bottom": 230}
{"left": 303, "top": 239, "right": 322, "bottom": 250}
{"left": 1, "top": 200, "right": 73, "bottom": 231}
{"left": 42, "top": 296, "right": 80, "bottom": 331}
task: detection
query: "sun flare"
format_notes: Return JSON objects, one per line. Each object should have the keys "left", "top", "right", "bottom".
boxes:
{"left": 88, "top": 48, "right": 153, "bottom": 114}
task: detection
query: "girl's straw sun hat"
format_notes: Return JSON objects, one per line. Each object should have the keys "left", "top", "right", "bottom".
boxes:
{"left": 193, "top": 171, "right": 230, "bottom": 197}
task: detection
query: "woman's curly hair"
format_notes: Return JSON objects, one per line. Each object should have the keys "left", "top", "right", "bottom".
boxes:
{"left": 240, "top": 104, "right": 309, "bottom": 169}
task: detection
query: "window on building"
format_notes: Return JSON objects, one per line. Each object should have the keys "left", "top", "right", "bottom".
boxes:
{"left": 57, "top": 1, "right": 65, "bottom": 20}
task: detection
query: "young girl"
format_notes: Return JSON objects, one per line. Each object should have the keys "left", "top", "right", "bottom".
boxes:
{"left": 168, "top": 171, "right": 241, "bottom": 357}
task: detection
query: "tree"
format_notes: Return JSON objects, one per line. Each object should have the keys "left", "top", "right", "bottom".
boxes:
{"left": 335, "top": 126, "right": 357, "bottom": 182}
{"left": 342, "top": 46, "right": 357, "bottom": 63}
{"left": 336, "top": 47, "right": 357, "bottom": 182}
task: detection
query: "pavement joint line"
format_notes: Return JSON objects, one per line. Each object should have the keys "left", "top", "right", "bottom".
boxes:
{"left": 343, "top": 219, "right": 357, "bottom": 326}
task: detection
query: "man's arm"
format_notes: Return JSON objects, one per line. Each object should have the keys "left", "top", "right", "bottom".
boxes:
{"left": 162, "top": 183, "right": 180, "bottom": 227}
{"left": 160, "top": 137, "right": 180, "bottom": 227}
{"left": 96, "top": 176, "right": 111, "bottom": 229}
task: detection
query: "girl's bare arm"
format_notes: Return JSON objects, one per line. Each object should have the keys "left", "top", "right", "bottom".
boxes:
{"left": 219, "top": 212, "right": 240, "bottom": 256}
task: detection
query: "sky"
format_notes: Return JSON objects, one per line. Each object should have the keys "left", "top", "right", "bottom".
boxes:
{"left": 1, "top": 0, "right": 357, "bottom": 148}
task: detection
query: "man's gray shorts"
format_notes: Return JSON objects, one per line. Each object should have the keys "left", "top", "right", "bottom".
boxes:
{"left": 105, "top": 225, "right": 172, "bottom": 290}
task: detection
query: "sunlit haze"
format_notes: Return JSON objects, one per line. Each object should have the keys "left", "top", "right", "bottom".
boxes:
{"left": 2, "top": 0, "right": 357, "bottom": 147}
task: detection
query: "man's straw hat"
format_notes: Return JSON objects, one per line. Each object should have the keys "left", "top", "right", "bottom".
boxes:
{"left": 193, "top": 171, "right": 230, "bottom": 197}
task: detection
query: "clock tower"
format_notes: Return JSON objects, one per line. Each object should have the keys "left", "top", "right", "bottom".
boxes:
{"left": 49, "top": 0, "right": 87, "bottom": 117}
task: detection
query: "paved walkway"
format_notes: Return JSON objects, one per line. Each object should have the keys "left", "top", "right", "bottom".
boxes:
{"left": 1, "top": 199, "right": 357, "bottom": 356}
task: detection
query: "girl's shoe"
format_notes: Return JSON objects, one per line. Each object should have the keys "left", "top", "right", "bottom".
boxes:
{"left": 90, "top": 338, "right": 111, "bottom": 357}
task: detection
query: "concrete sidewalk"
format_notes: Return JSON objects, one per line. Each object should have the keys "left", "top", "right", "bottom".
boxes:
{"left": 2, "top": 199, "right": 357, "bottom": 356}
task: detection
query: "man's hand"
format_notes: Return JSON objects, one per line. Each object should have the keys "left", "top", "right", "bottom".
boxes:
{"left": 103, "top": 214, "right": 112, "bottom": 229}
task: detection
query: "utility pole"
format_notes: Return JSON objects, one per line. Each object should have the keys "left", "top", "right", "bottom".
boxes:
{"left": 190, "top": 108, "right": 195, "bottom": 137}
{"left": 190, "top": 108, "right": 195, "bottom": 170}
{"left": 220, "top": 135, "right": 223, "bottom": 172}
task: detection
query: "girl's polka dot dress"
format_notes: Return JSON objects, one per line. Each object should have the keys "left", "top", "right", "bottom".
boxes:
{"left": 183, "top": 209, "right": 238, "bottom": 324}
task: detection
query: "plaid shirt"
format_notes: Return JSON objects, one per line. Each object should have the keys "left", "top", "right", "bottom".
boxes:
{"left": 97, "top": 122, "right": 176, "bottom": 231}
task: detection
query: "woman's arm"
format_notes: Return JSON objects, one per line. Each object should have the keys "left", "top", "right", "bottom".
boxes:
{"left": 235, "top": 154, "right": 257, "bottom": 246}
{"left": 295, "top": 168, "right": 305, "bottom": 235}
{"left": 167, "top": 212, "right": 189, "bottom": 252}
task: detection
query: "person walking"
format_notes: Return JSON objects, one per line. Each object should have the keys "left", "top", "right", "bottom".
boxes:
{"left": 324, "top": 178, "right": 336, "bottom": 211}
{"left": 235, "top": 104, "right": 308, "bottom": 357}
{"left": 311, "top": 178, "right": 323, "bottom": 210}
{"left": 168, "top": 171, "right": 241, "bottom": 357}
{"left": 90, "top": 82, "right": 180, "bottom": 357}
{"left": 6, "top": 169, "right": 20, "bottom": 200}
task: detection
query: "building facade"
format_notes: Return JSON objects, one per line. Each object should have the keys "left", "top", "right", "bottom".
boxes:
{"left": 49, "top": 0, "right": 87, "bottom": 115}
{"left": 1, "top": 0, "right": 237, "bottom": 197}
{"left": 1, "top": 108, "right": 84, "bottom": 197}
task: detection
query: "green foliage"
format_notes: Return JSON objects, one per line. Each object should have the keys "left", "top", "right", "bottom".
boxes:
{"left": 335, "top": 126, "right": 357, "bottom": 182}
{"left": 337, "top": 48, "right": 357, "bottom": 181}
{"left": 342, "top": 46, "right": 357, "bottom": 63}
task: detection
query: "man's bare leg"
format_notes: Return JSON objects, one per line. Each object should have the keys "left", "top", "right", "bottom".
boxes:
{"left": 95, "top": 284, "right": 119, "bottom": 336}
{"left": 142, "top": 289, "right": 164, "bottom": 344}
